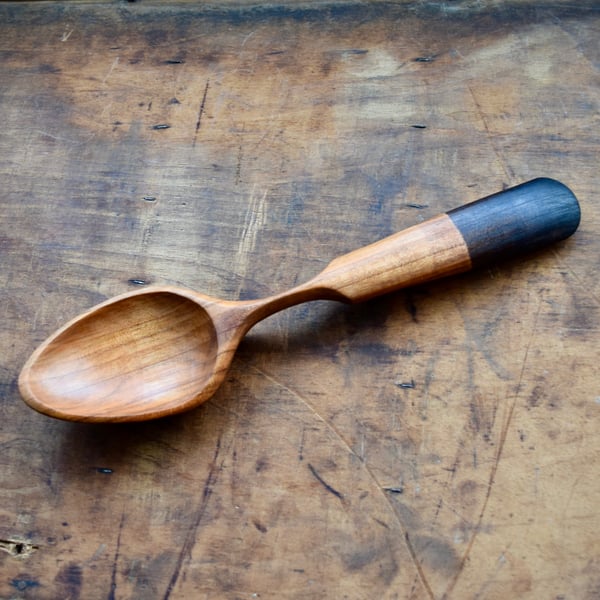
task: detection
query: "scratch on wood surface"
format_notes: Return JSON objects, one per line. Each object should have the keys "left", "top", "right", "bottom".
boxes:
{"left": 192, "top": 79, "right": 210, "bottom": 147}
{"left": 561, "top": 473, "right": 585, "bottom": 524}
{"left": 466, "top": 84, "right": 515, "bottom": 181}
{"left": 234, "top": 186, "right": 268, "bottom": 289}
{"left": 88, "top": 543, "right": 107, "bottom": 563}
{"left": 240, "top": 30, "right": 256, "bottom": 48}
{"left": 33, "top": 129, "right": 86, "bottom": 145}
{"left": 102, "top": 56, "right": 120, "bottom": 84}
{"left": 163, "top": 436, "right": 222, "bottom": 600}
{"left": 61, "top": 26, "right": 74, "bottom": 42}
{"left": 441, "top": 294, "right": 544, "bottom": 599}
{"left": 235, "top": 143, "right": 243, "bottom": 185}
{"left": 134, "top": 201, "right": 159, "bottom": 273}
{"left": 307, "top": 463, "right": 344, "bottom": 501}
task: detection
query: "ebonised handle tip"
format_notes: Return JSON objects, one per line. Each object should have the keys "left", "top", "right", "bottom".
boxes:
{"left": 448, "top": 178, "right": 580, "bottom": 266}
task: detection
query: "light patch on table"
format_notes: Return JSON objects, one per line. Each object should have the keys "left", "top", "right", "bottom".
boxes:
{"left": 344, "top": 48, "right": 401, "bottom": 79}
{"left": 235, "top": 185, "right": 268, "bottom": 284}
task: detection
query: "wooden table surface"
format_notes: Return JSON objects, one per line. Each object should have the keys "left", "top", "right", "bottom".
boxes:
{"left": 1, "top": 2, "right": 598, "bottom": 598}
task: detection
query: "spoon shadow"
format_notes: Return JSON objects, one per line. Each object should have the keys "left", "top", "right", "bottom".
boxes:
{"left": 48, "top": 290, "right": 414, "bottom": 470}
{"left": 236, "top": 272, "right": 461, "bottom": 357}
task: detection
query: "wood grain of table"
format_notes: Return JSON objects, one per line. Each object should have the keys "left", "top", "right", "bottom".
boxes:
{"left": 1, "top": 2, "right": 598, "bottom": 598}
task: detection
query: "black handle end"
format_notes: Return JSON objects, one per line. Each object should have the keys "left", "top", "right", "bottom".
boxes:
{"left": 448, "top": 178, "right": 580, "bottom": 267}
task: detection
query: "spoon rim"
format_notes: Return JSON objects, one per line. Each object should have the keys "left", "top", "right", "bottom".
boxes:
{"left": 18, "top": 286, "right": 239, "bottom": 422}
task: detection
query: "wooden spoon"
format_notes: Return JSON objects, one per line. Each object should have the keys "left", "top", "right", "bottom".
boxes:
{"left": 19, "top": 178, "right": 580, "bottom": 422}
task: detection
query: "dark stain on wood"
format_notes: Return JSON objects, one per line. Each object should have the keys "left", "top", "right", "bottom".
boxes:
{"left": 54, "top": 563, "right": 83, "bottom": 600}
{"left": 411, "top": 534, "right": 461, "bottom": 575}
{"left": 253, "top": 520, "right": 268, "bottom": 533}
{"left": 10, "top": 576, "right": 40, "bottom": 592}
{"left": 527, "top": 384, "right": 544, "bottom": 408}
{"left": 255, "top": 457, "right": 269, "bottom": 472}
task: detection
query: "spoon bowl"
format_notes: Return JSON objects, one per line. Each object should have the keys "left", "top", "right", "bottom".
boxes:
{"left": 19, "top": 179, "right": 581, "bottom": 422}
{"left": 20, "top": 290, "right": 226, "bottom": 420}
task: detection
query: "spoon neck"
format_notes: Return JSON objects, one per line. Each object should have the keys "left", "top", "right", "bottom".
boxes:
{"left": 235, "top": 280, "right": 346, "bottom": 333}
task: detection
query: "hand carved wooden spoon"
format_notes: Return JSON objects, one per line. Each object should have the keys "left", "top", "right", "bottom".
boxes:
{"left": 19, "top": 178, "right": 580, "bottom": 422}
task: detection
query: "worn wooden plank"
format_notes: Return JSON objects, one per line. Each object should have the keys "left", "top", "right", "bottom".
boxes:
{"left": 1, "top": 2, "right": 599, "bottom": 598}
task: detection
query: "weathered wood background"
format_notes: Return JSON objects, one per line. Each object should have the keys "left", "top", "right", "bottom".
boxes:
{"left": 1, "top": 1, "right": 598, "bottom": 598}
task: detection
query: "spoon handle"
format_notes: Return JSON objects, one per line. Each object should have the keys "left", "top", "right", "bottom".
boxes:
{"left": 309, "top": 178, "right": 580, "bottom": 303}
